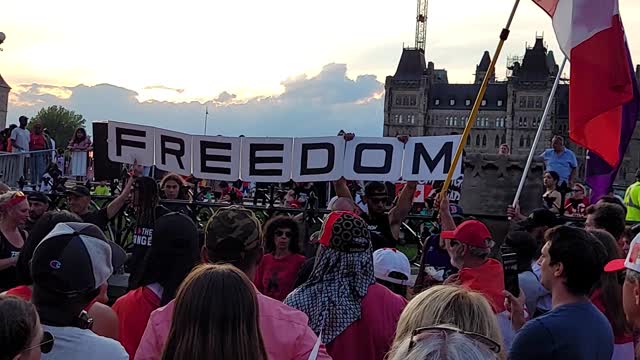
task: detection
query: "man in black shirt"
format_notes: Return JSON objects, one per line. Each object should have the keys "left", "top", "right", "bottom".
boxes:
{"left": 66, "top": 177, "right": 133, "bottom": 230}
{"left": 334, "top": 134, "right": 416, "bottom": 250}
{"left": 25, "top": 192, "right": 50, "bottom": 232}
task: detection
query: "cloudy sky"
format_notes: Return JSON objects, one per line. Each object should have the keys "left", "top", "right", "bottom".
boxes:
{"left": 2, "top": 0, "right": 640, "bottom": 138}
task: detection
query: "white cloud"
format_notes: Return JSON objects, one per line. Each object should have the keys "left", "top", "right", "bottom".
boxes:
{"left": 7, "top": 63, "right": 384, "bottom": 139}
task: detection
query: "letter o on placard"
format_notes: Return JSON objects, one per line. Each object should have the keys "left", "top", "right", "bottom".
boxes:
{"left": 353, "top": 143, "right": 393, "bottom": 174}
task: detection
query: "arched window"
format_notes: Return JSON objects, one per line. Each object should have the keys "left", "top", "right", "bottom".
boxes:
{"left": 526, "top": 135, "right": 531, "bottom": 147}
{"left": 495, "top": 135, "right": 500, "bottom": 148}
{"left": 402, "top": 97, "right": 409, "bottom": 106}
{"left": 467, "top": 136, "right": 471, "bottom": 146}
{"left": 501, "top": 134, "right": 506, "bottom": 144}
{"left": 476, "top": 135, "right": 481, "bottom": 146}
{"left": 519, "top": 135, "right": 524, "bottom": 147}
{"left": 482, "top": 135, "right": 487, "bottom": 147}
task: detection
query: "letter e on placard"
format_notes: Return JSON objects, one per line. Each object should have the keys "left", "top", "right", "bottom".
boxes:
{"left": 292, "top": 137, "right": 344, "bottom": 182}
{"left": 402, "top": 135, "right": 462, "bottom": 181}
{"left": 241, "top": 138, "right": 293, "bottom": 182}
{"left": 107, "top": 121, "right": 155, "bottom": 165}
{"left": 192, "top": 136, "right": 241, "bottom": 181}
{"left": 343, "top": 137, "right": 403, "bottom": 181}
{"left": 154, "top": 128, "right": 192, "bottom": 176}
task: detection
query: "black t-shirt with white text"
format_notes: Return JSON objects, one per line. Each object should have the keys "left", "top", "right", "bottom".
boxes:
{"left": 360, "top": 213, "right": 396, "bottom": 251}
{"left": 128, "top": 205, "right": 171, "bottom": 287}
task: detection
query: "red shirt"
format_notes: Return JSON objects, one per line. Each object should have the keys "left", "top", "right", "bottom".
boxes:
{"left": 327, "top": 283, "right": 407, "bottom": 360}
{"left": 112, "top": 287, "right": 161, "bottom": 358}
{"left": 30, "top": 134, "right": 47, "bottom": 151}
{"left": 255, "top": 253, "right": 306, "bottom": 301}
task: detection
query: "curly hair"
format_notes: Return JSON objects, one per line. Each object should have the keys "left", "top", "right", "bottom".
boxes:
{"left": 263, "top": 216, "right": 301, "bottom": 254}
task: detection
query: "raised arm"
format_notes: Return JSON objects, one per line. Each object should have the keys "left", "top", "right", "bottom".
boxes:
{"left": 389, "top": 181, "right": 417, "bottom": 226}
{"left": 437, "top": 192, "right": 456, "bottom": 231}
{"left": 105, "top": 176, "right": 134, "bottom": 220}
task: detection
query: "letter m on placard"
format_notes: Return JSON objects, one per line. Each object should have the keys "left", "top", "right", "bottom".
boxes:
{"left": 412, "top": 142, "right": 453, "bottom": 175}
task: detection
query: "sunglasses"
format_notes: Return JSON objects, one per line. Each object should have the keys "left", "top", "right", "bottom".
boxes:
{"left": 409, "top": 326, "right": 501, "bottom": 354}
{"left": 275, "top": 230, "right": 292, "bottom": 238}
{"left": 23, "top": 331, "right": 54, "bottom": 354}
{"left": 3, "top": 191, "right": 27, "bottom": 209}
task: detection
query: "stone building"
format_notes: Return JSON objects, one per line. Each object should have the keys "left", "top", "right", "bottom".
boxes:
{"left": 383, "top": 36, "right": 640, "bottom": 190}
{"left": 0, "top": 73, "right": 9, "bottom": 129}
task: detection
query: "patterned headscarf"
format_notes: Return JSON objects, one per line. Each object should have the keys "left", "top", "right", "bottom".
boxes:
{"left": 284, "top": 211, "right": 375, "bottom": 344}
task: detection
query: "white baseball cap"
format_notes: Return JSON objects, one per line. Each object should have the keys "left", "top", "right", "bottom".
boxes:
{"left": 373, "top": 248, "right": 412, "bottom": 285}
{"left": 605, "top": 233, "right": 640, "bottom": 273}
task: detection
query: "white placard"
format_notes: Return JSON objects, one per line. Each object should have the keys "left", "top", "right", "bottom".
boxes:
{"left": 292, "top": 137, "right": 345, "bottom": 182}
{"left": 343, "top": 137, "right": 404, "bottom": 181}
{"left": 192, "top": 136, "right": 241, "bottom": 181}
{"left": 402, "top": 135, "right": 462, "bottom": 181}
{"left": 154, "top": 128, "right": 192, "bottom": 176}
{"left": 240, "top": 137, "right": 293, "bottom": 182}
{"left": 107, "top": 121, "right": 155, "bottom": 165}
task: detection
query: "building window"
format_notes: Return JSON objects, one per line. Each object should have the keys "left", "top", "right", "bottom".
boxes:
{"left": 476, "top": 135, "right": 481, "bottom": 146}
{"left": 467, "top": 136, "right": 471, "bottom": 146}
{"left": 481, "top": 99, "right": 487, "bottom": 106}
{"left": 519, "top": 135, "right": 524, "bottom": 147}
{"left": 398, "top": 115, "right": 403, "bottom": 124}
{"left": 453, "top": 116, "right": 459, "bottom": 126}
{"left": 402, "top": 97, "right": 409, "bottom": 106}
{"left": 393, "top": 114, "right": 400, "bottom": 123}
{"left": 435, "top": 99, "right": 440, "bottom": 105}
{"left": 497, "top": 100, "right": 503, "bottom": 107}
{"left": 518, "top": 117, "right": 523, "bottom": 127}
{"left": 527, "top": 96, "right": 534, "bottom": 108}
{"left": 519, "top": 97, "right": 526, "bottom": 108}
{"left": 536, "top": 96, "right": 543, "bottom": 108}
{"left": 501, "top": 134, "right": 506, "bottom": 144}
{"left": 526, "top": 136, "right": 531, "bottom": 147}
{"left": 395, "top": 97, "right": 402, "bottom": 105}
{"left": 523, "top": 117, "right": 528, "bottom": 127}
{"left": 482, "top": 135, "right": 487, "bottom": 147}
{"left": 408, "top": 114, "right": 416, "bottom": 124}
{"left": 495, "top": 135, "right": 500, "bottom": 148}
{"left": 450, "top": 99, "right": 456, "bottom": 106}
{"left": 410, "top": 96, "right": 417, "bottom": 106}
{"left": 465, "top": 99, "right": 471, "bottom": 106}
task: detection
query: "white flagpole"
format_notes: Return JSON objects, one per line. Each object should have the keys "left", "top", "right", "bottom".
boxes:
{"left": 511, "top": 56, "right": 568, "bottom": 208}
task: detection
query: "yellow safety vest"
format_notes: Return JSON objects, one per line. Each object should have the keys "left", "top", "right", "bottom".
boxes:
{"left": 624, "top": 181, "right": 640, "bottom": 221}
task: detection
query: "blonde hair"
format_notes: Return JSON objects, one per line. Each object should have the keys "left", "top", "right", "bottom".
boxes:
{"left": 0, "top": 191, "right": 25, "bottom": 218}
{"left": 388, "top": 285, "right": 503, "bottom": 359}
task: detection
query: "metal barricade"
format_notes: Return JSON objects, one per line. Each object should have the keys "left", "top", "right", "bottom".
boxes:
{"left": 0, "top": 150, "right": 55, "bottom": 187}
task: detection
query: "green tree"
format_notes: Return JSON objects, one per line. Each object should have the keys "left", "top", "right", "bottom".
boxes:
{"left": 28, "top": 105, "right": 86, "bottom": 149}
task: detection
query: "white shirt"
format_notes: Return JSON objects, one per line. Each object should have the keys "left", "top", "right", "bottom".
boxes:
{"left": 10, "top": 127, "right": 30, "bottom": 152}
{"left": 42, "top": 325, "right": 128, "bottom": 360}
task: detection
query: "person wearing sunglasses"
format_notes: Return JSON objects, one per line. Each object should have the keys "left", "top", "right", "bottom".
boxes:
{"left": 0, "top": 294, "right": 54, "bottom": 360}
{"left": 254, "top": 216, "right": 306, "bottom": 301}
{"left": 0, "top": 191, "right": 29, "bottom": 291}
{"left": 388, "top": 325, "right": 500, "bottom": 360}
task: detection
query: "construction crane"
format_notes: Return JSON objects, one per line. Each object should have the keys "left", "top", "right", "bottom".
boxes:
{"left": 414, "top": 0, "right": 428, "bottom": 52}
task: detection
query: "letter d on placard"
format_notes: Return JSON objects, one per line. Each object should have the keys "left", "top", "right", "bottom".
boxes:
{"left": 292, "top": 137, "right": 344, "bottom": 182}
{"left": 402, "top": 135, "right": 462, "bottom": 181}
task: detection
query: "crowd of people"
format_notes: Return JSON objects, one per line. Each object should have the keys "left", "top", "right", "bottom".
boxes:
{"left": 1, "top": 132, "right": 640, "bottom": 360}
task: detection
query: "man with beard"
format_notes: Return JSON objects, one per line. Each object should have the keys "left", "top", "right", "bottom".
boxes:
{"left": 24, "top": 192, "right": 49, "bottom": 232}
{"left": 334, "top": 133, "right": 416, "bottom": 251}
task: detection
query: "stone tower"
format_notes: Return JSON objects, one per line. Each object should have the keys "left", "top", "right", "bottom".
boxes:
{"left": 0, "top": 73, "right": 9, "bottom": 129}
{"left": 474, "top": 51, "right": 495, "bottom": 84}
{"left": 383, "top": 48, "right": 430, "bottom": 137}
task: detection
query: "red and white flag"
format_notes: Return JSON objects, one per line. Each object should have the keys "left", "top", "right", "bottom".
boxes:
{"left": 533, "top": 0, "right": 635, "bottom": 167}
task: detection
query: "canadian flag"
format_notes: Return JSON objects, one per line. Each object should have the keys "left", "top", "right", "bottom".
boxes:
{"left": 533, "top": 0, "right": 635, "bottom": 167}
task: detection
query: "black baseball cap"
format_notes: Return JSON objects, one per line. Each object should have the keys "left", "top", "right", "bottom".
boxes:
{"left": 517, "top": 208, "right": 562, "bottom": 230}
{"left": 65, "top": 185, "right": 90, "bottom": 197}
{"left": 31, "top": 222, "right": 126, "bottom": 298}
{"left": 27, "top": 192, "right": 50, "bottom": 204}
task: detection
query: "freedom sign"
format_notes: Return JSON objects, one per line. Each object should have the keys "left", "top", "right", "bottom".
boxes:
{"left": 106, "top": 121, "right": 462, "bottom": 182}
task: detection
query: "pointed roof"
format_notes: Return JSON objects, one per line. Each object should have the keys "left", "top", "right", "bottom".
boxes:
{"left": 517, "top": 37, "right": 550, "bottom": 81}
{"left": 478, "top": 51, "right": 491, "bottom": 71}
{"left": 393, "top": 48, "right": 427, "bottom": 81}
{"left": 0, "top": 74, "right": 10, "bottom": 90}
{"left": 546, "top": 50, "right": 556, "bottom": 70}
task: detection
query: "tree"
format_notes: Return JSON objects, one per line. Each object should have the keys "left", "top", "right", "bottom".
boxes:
{"left": 28, "top": 106, "right": 86, "bottom": 149}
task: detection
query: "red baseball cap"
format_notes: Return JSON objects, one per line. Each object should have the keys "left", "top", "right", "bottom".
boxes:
{"left": 440, "top": 220, "right": 492, "bottom": 248}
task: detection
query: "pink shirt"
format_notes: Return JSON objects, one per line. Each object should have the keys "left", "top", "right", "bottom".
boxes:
{"left": 135, "top": 290, "right": 332, "bottom": 360}
{"left": 326, "top": 283, "right": 407, "bottom": 360}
